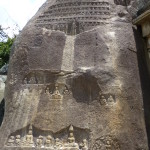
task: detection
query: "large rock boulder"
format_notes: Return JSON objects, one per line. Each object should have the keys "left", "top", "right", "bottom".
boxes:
{"left": 0, "top": 0, "right": 148, "bottom": 149}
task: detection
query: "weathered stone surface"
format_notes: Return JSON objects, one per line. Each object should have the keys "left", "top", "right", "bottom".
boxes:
{"left": 0, "top": 0, "right": 149, "bottom": 149}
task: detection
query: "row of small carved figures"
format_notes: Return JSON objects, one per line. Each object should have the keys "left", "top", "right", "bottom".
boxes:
{"left": 42, "top": 12, "right": 110, "bottom": 18}
{"left": 36, "top": 22, "right": 108, "bottom": 31}
{"left": 46, "top": 11, "right": 110, "bottom": 17}
{"left": 45, "top": 86, "right": 71, "bottom": 95}
{"left": 48, "top": 6, "right": 110, "bottom": 12}
{"left": 36, "top": 23, "right": 107, "bottom": 32}
{"left": 36, "top": 22, "right": 107, "bottom": 35}
{"left": 6, "top": 135, "right": 88, "bottom": 149}
{"left": 50, "top": 2, "right": 109, "bottom": 8}
{"left": 36, "top": 22, "right": 108, "bottom": 32}
{"left": 37, "top": 19, "right": 108, "bottom": 24}
{"left": 37, "top": 17, "right": 109, "bottom": 24}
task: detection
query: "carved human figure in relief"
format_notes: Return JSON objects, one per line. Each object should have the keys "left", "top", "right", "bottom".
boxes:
{"left": 64, "top": 125, "right": 79, "bottom": 149}
{"left": 51, "top": 84, "right": 63, "bottom": 100}
{"left": 25, "top": 125, "right": 34, "bottom": 147}
{"left": 24, "top": 77, "right": 28, "bottom": 84}
{"left": 80, "top": 139, "right": 88, "bottom": 150}
{"left": 107, "top": 95, "right": 114, "bottom": 104}
{"left": 45, "top": 87, "right": 50, "bottom": 94}
{"left": 15, "top": 135, "right": 21, "bottom": 146}
{"left": 100, "top": 95, "right": 107, "bottom": 105}
{"left": 45, "top": 135, "right": 53, "bottom": 148}
{"left": 7, "top": 136, "right": 15, "bottom": 146}
{"left": 36, "top": 135, "right": 43, "bottom": 147}
{"left": 105, "top": 140, "right": 112, "bottom": 150}
{"left": 29, "top": 76, "right": 36, "bottom": 84}
{"left": 55, "top": 138, "right": 62, "bottom": 149}
{"left": 63, "top": 86, "right": 71, "bottom": 95}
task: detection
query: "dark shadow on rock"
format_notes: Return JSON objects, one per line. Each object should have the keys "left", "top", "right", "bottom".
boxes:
{"left": 0, "top": 98, "right": 5, "bottom": 126}
{"left": 133, "top": 27, "right": 150, "bottom": 148}
{"left": 71, "top": 72, "right": 100, "bottom": 104}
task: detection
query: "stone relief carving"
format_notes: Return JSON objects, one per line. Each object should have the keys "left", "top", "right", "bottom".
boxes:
{"left": 5, "top": 124, "right": 89, "bottom": 149}
{"left": 6, "top": 136, "right": 15, "bottom": 146}
{"left": 45, "top": 83, "right": 72, "bottom": 100}
{"left": 98, "top": 92, "right": 116, "bottom": 106}
{"left": 92, "top": 135, "right": 120, "bottom": 150}
{"left": 35, "top": 0, "right": 111, "bottom": 35}
{"left": 50, "top": 84, "right": 63, "bottom": 101}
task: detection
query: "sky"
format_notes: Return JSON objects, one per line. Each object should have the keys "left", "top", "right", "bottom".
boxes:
{"left": 0, "top": 0, "right": 46, "bottom": 36}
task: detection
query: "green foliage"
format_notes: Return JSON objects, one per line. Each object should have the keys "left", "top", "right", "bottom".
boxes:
{"left": 0, "top": 37, "right": 15, "bottom": 67}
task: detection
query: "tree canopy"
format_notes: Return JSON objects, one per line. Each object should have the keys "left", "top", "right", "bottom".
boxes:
{"left": 0, "top": 26, "right": 15, "bottom": 68}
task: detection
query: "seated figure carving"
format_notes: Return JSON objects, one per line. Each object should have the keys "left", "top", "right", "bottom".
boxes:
{"left": 107, "top": 95, "right": 115, "bottom": 104}
{"left": 15, "top": 135, "right": 21, "bottom": 146}
{"left": 7, "top": 136, "right": 15, "bottom": 146}
{"left": 80, "top": 139, "right": 88, "bottom": 150}
{"left": 51, "top": 84, "right": 63, "bottom": 100}
{"left": 45, "top": 135, "right": 53, "bottom": 148}
{"left": 29, "top": 76, "right": 36, "bottom": 84}
{"left": 64, "top": 125, "right": 79, "bottom": 149}
{"left": 25, "top": 125, "right": 34, "bottom": 147}
{"left": 100, "top": 95, "right": 107, "bottom": 105}
{"left": 36, "top": 135, "right": 43, "bottom": 147}
{"left": 55, "top": 138, "right": 63, "bottom": 149}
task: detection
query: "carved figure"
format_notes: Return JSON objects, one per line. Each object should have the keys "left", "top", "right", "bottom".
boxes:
{"left": 51, "top": 84, "right": 63, "bottom": 100}
{"left": 92, "top": 135, "right": 120, "bottom": 150}
{"left": 107, "top": 95, "right": 114, "bottom": 104}
{"left": 29, "top": 76, "right": 36, "bottom": 84}
{"left": 45, "top": 135, "right": 53, "bottom": 147}
{"left": 25, "top": 125, "right": 34, "bottom": 147}
{"left": 45, "top": 87, "right": 50, "bottom": 94}
{"left": 15, "top": 135, "right": 21, "bottom": 146}
{"left": 36, "top": 135, "right": 43, "bottom": 147}
{"left": 64, "top": 125, "right": 79, "bottom": 149}
{"left": 7, "top": 136, "right": 15, "bottom": 146}
{"left": 63, "top": 86, "right": 71, "bottom": 95}
{"left": 80, "top": 139, "right": 88, "bottom": 150}
{"left": 100, "top": 95, "right": 107, "bottom": 105}
{"left": 24, "top": 77, "right": 28, "bottom": 84}
{"left": 55, "top": 138, "right": 62, "bottom": 148}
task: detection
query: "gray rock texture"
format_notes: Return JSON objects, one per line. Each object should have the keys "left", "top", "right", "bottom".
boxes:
{"left": 0, "top": 0, "right": 149, "bottom": 149}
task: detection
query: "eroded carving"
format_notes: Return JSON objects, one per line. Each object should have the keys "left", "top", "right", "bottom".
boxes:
{"left": 7, "top": 136, "right": 15, "bottom": 146}
{"left": 92, "top": 135, "right": 120, "bottom": 150}
{"left": 99, "top": 93, "right": 116, "bottom": 106}
{"left": 45, "top": 135, "right": 54, "bottom": 148}
{"left": 36, "top": 135, "right": 44, "bottom": 147}
{"left": 15, "top": 135, "right": 21, "bottom": 146}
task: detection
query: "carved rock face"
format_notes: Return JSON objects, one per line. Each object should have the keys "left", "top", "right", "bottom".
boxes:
{"left": 0, "top": 0, "right": 148, "bottom": 150}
